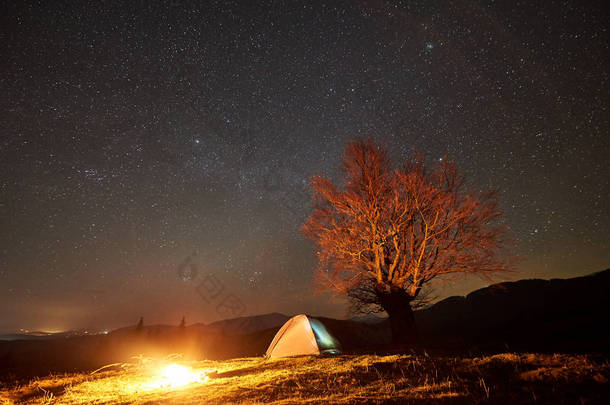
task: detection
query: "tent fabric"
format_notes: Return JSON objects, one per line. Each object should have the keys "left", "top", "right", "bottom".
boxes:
{"left": 265, "top": 314, "right": 341, "bottom": 358}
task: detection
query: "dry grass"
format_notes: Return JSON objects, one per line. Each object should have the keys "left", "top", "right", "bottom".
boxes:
{"left": 1, "top": 353, "right": 608, "bottom": 404}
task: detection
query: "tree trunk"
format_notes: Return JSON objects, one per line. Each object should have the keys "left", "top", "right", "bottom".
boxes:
{"left": 377, "top": 285, "right": 418, "bottom": 345}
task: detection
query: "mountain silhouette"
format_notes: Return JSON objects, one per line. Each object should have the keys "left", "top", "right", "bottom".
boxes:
{"left": 414, "top": 269, "right": 610, "bottom": 352}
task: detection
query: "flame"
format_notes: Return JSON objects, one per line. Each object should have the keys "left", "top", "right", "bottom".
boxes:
{"left": 145, "top": 363, "right": 209, "bottom": 390}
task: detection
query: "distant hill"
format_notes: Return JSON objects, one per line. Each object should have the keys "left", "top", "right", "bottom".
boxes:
{"left": 415, "top": 269, "right": 610, "bottom": 352}
{"left": 108, "top": 313, "right": 289, "bottom": 337}
{"left": 2, "top": 270, "right": 609, "bottom": 381}
{"left": 350, "top": 314, "right": 387, "bottom": 324}
{"left": 188, "top": 269, "right": 610, "bottom": 353}
{"left": 199, "top": 312, "right": 289, "bottom": 335}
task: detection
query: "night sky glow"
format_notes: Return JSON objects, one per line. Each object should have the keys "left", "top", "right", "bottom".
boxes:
{"left": 1, "top": 0, "right": 608, "bottom": 333}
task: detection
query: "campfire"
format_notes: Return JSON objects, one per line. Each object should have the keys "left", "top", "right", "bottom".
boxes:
{"left": 146, "top": 363, "right": 210, "bottom": 389}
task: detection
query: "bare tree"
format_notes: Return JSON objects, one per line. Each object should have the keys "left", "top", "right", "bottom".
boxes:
{"left": 303, "top": 139, "right": 513, "bottom": 344}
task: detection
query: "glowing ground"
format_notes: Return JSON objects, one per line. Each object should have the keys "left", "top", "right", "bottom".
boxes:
{"left": 1, "top": 353, "right": 608, "bottom": 404}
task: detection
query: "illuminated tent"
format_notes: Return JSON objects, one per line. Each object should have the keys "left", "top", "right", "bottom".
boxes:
{"left": 265, "top": 314, "right": 341, "bottom": 358}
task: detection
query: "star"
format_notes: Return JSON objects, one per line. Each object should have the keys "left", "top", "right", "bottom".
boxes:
{"left": 0, "top": 0, "right": 607, "bottom": 332}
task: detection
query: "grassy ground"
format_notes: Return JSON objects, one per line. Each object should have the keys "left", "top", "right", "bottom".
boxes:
{"left": 1, "top": 353, "right": 608, "bottom": 404}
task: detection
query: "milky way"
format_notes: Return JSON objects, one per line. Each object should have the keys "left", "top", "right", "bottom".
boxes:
{"left": 1, "top": 0, "right": 608, "bottom": 332}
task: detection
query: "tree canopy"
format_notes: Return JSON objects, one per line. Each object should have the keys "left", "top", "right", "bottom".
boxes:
{"left": 303, "top": 139, "right": 514, "bottom": 329}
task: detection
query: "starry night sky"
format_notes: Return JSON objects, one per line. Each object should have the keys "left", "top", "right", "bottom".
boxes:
{"left": 1, "top": 0, "right": 608, "bottom": 333}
